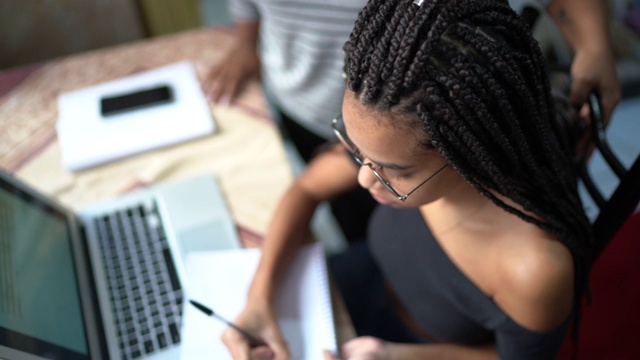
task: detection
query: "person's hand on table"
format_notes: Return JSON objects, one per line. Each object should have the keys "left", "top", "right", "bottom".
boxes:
{"left": 221, "top": 302, "right": 290, "bottom": 360}
{"left": 323, "top": 337, "right": 393, "bottom": 360}
{"left": 204, "top": 41, "right": 260, "bottom": 106}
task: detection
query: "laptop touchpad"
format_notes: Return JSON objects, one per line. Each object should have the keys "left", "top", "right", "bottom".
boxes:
{"left": 178, "top": 220, "right": 237, "bottom": 258}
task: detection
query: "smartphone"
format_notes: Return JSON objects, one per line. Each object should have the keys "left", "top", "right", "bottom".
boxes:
{"left": 100, "top": 85, "right": 174, "bottom": 116}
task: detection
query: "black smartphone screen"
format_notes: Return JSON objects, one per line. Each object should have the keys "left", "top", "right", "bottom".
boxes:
{"left": 100, "top": 85, "right": 174, "bottom": 116}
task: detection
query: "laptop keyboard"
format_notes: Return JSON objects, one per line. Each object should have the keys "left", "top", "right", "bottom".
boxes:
{"left": 95, "top": 200, "right": 183, "bottom": 360}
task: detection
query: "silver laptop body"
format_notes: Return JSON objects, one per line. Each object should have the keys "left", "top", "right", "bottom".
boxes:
{"left": 0, "top": 171, "right": 241, "bottom": 360}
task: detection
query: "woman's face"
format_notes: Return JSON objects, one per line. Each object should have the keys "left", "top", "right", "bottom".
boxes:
{"left": 341, "top": 90, "right": 462, "bottom": 208}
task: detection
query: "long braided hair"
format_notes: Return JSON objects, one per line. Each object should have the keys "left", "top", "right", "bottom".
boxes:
{"left": 344, "top": 0, "right": 593, "bottom": 344}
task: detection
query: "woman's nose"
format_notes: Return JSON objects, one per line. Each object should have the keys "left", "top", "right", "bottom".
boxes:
{"left": 357, "top": 165, "right": 378, "bottom": 190}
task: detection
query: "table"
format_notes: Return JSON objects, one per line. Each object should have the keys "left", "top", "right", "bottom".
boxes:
{"left": 0, "top": 27, "right": 287, "bottom": 243}
{"left": 0, "top": 26, "right": 355, "bottom": 348}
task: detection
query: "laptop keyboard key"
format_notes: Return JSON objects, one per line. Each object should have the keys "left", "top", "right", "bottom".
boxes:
{"left": 144, "top": 340, "right": 154, "bottom": 354}
{"left": 157, "top": 333, "right": 167, "bottom": 349}
{"left": 131, "top": 349, "right": 141, "bottom": 359}
{"left": 169, "top": 323, "right": 180, "bottom": 344}
{"left": 96, "top": 201, "right": 184, "bottom": 357}
{"left": 161, "top": 248, "right": 181, "bottom": 291}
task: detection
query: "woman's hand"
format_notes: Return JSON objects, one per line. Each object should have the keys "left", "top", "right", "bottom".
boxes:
{"left": 546, "top": 0, "right": 621, "bottom": 127}
{"left": 221, "top": 302, "right": 290, "bottom": 360}
{"left": 567, "top": 45, "right": 621, "bottom": 159}
{"left": 323, "top": 337, "right": 392, "bottom": 360}
{"left": 569, "top": 45, "right": 621, "bottom": 127}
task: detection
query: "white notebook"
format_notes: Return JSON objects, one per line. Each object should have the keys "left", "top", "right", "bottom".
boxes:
{"left": 180, "top": 243, "right": 337, "bottom": 359}
{"left": 56, "top": 61, "right": 215, "bottom": 171}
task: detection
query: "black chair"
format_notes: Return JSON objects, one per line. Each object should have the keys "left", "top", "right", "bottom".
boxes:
{"left": 554, "top": 88, "right": 640, "bottom": 259}
{"left": 520, "top": 4, "right": 640, "bottom": 259}
{"left": 519, "top": 6, "right": 640, "bottom": 358}
{"left": 578, "top": 94, "right": 640, "bottom": 258}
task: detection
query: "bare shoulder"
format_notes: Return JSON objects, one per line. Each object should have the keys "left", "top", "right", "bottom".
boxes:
{"left": 492, "top": 231, "right": 574, "bottom": 332}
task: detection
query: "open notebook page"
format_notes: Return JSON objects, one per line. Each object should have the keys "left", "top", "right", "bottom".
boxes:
{"left": 180, "top": 243, "right": 337, "bottom": 359}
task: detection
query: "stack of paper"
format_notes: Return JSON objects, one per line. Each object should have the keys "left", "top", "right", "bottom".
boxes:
{"left": 181, "top": 243, "right": 337, "bottom": 359}
{"left": 56, "top": 61, "right": 215, "bottom": 171}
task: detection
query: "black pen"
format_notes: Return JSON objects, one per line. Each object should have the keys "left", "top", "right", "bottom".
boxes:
{"left": 189, "top": 299, "right": 267, "bottom": 347}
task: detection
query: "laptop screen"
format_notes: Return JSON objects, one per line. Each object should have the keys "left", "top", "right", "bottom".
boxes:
{"left": 0, "top": 177, "right": 90, "bottom": 360}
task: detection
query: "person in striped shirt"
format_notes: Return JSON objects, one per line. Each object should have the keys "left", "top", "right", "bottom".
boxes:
{"left": 205, "top": 0, "right": 619, "bottom": 158}
{"left": 204, "top": 0, "right": 619, "bottom": 246}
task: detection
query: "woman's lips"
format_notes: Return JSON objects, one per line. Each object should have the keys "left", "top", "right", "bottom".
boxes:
{"left": 370, "top": 192, "right": 390, "bottom": 205}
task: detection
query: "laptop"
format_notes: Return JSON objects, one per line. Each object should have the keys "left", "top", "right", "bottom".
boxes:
{"left": 0, "top": 170, "right": 242, "bottom": 360}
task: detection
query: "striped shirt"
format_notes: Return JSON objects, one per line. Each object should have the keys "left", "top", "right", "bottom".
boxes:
{"left": 229, "top": 0, "right": 366, "bottom": 139}
{"left": 228, "top": 0, "right": 553, "bottom": 139}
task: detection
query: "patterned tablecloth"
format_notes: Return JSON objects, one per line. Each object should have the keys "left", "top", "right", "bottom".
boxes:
{"left": 0, "top": 27, "right": 291, "bottom": 243}
{"left": 0, "top": 26, "right": 355, "bottom": 345}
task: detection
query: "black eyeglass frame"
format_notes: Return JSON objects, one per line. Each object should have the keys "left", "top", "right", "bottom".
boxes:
{"left": 331, "top": 115, "right": 448, "bottom": 201}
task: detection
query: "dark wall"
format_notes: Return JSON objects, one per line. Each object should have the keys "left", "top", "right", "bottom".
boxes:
{"left": 0, "top": 0, "right": 146, "bottom": 70}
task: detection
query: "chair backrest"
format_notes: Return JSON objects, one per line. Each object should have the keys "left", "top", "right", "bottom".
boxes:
{"left": 580, "top": 94, "right": 640, "bottom": 258}
{"left": 552, "top": 89, "right": 640, "bottom": 258}
{"left": 519, "top": 3, "right": 640, "bottom": 259}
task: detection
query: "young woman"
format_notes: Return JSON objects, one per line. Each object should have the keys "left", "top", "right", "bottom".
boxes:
{"left": 222, "top": 0, "right": 594, "bottom": 359}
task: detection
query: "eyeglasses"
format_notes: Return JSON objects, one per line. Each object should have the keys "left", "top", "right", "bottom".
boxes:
{"left": 332, "top": 115, "right": 448, "bottom": 201}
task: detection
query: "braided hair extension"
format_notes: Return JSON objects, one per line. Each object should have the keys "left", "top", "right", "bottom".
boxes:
{"left": 344, "top": 0, "right": 593, "bottom": 349}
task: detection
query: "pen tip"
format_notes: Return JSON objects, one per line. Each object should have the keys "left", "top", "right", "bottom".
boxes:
{"left": 189, "top": 299, "right": 213, "bottom": 316}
